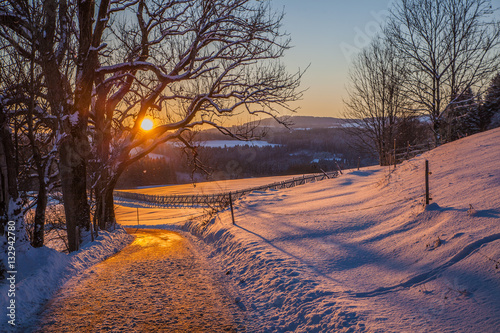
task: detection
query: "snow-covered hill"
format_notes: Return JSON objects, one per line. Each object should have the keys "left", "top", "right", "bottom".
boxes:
{"left": 176, "top": 128, "right": 500, "bottom": 332}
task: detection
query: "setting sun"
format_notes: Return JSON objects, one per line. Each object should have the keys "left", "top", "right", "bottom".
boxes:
{"left": 140, "top": 118, "right": 154, "bottom": 131}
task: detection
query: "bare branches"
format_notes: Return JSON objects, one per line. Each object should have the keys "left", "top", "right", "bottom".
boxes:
{"left": 1, "top": 0, "right": 302, "bottom": 233}
{"left": 344, "top": 37, "right": 412, "bottom": 165}
{"left": 91, "top": 0, "right": 301, "bottom": 164}
{"left": 386, "top": 0, "right": 500, "bottom": 143}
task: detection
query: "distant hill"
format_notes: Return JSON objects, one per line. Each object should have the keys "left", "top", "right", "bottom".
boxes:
{"left": 246, "top": 116, "right": 355, "bottom": 129}
{"left": 198, "top": 116, "right": 357, "bottom": 138}
{"left": 196, "top": 116, "right": 360, "bottom": 143}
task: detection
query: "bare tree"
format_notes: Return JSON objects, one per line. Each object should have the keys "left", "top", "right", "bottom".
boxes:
{"left": 0, "top": 33, "right": 61, "bottom": 248}
{"left": 344, "top": 38, "right": 410, "bottom": 165}
{"left": 386, "top": 0, "right": 500, "bottom": 144}
{"left": 0, "top": 0, "right": 94, "bottom": 251}
{"left": 86, "top": 0, "right": 302, "bottom": 230}
{"left": 0, "top": 41, "right": 38, "bottom": 253}
{"left": 0, "top": 102, "right": 30, "bottom": 258}
{"left": 1, "top": 0, "right": 302, "bottom": 249}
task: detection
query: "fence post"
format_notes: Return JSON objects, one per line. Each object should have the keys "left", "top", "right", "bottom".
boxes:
{"left": 335, "top": 161, "right": 343, "bottom": 175}
{"left": 425, "top": 159, "right": 431, "bottom": 206}
{"left": 357, "top": 157, "right": 360, "bottom": 171}
{"left": 320, "top": 168, "right": 330, "bottom": 179}
{"left": 229, "top": 192, "right": 235, "bottom": 225}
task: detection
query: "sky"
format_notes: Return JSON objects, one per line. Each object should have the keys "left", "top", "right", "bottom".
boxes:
{"left": 269, "top": 0, "right": 394, "bottom": 119}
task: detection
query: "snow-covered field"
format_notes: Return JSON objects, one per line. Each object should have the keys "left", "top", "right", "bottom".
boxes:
{"left": 118, "top": 128, "right": 500, "bottom": 332}
{"left": 117, "top": 173, "right": 314, "bottom": 196}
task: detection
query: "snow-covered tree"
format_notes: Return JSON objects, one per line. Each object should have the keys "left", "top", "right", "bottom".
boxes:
{"left": 0, "top": 36, "right": 59, "bottom": 248}
{"left": 0, "top": 0, "right": 94, "bottom": 251}
{"left": 87, "top": 0, "right": 302, "bottom": 230}
{"left": 443, "top": 74, "right": 500, "bottom": 141}
{"left": 1, "top": 100, "right": 30, "bottom": 277}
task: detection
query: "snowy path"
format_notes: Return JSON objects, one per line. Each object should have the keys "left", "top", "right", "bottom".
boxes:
{"left": 34, "top": 228, "right": 245, "bottom": 332}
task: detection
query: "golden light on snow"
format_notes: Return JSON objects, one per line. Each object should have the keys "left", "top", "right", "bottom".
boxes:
{"left": 140, "top": 117, "right": 154, "bottom": 131}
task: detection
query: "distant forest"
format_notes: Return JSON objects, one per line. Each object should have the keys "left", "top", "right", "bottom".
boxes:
{"left": 117, "top": 126, "right": 377, "bottom": 188}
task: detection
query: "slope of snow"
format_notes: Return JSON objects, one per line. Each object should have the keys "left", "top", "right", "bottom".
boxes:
{"left": 127, "top": 128, "right": 500, "bottom": 332}
{"left": 117, "top": 173, "right": 318, "bottom": 196}
{"left": 0, "top": 228, "right": 133, "bottom": 331}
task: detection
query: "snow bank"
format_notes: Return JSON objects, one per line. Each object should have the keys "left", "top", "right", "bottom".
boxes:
{"left": 178, "top": 128, "right": 500, "bottom": 332}
{"left": 0, "top": 227, "right": 133, "bottom": 331}
{"left": 183, "top": 213, "right": 365, "bottom": 333}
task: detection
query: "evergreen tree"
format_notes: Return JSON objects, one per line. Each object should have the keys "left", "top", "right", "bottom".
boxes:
{"left": 443, "top": 88, "right": 479, "bottom": 142}
{"left": 481, "top": 74, "right": 500, "bottom": 130}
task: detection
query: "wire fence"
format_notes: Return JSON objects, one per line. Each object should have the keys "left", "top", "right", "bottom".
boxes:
{"left": 394, "top": 142, "right": 436, "bottom": 164}
{"left": 382, "top": 141, "right": 435, "bottom": 168}
{"left": 114, "top": 170, "right": 340, "bottom": 209}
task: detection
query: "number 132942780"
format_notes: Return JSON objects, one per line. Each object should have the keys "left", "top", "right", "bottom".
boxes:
{"left": 6, "top": 220, "right": 17, "bottom": 326}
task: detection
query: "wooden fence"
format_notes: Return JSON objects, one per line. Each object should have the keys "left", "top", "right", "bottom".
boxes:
{"left": 114, "top": 171, "right": 340, "bottom": 209}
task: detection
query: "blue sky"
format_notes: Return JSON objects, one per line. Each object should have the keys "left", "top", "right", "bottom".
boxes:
{"left": 270, "top": 0, "right": 393, "bottom": 118}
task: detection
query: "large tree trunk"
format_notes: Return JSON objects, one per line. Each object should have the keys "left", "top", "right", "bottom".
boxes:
{"left": 96, "top": 173, "right": 119, "bottom": 230}
{"left": 433, "top": 116, "right": 442, "bottom": 145}
{"left": 96, "top": 185, "right": 117, "bottom": 230}
{"left": 59, "top": 136, "right": 90, "bottom": 252}
{"left": 32, "top": 182, "right": 47, "bottom": 247}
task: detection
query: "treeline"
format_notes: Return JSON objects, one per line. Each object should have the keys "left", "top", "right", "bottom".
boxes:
{"left": 116, "top": 157, "right": 178, "bottom": 188}
{"left": 120, "top": 127, "right": 375, "bottom": 185}
{"left": 195, "top": 144, "right": 345, "bottom": 180}
{"left": 344, "top": 0, "right": 500, "bottom": 166}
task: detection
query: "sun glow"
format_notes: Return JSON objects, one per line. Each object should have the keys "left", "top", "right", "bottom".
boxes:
{"left": 140, "top": 117, "right": 154, "bottom": 131}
